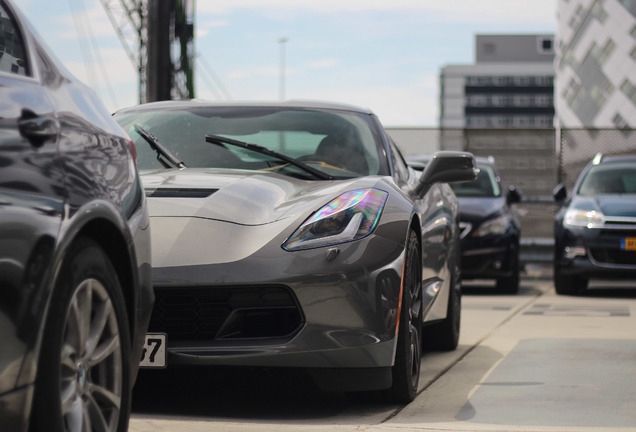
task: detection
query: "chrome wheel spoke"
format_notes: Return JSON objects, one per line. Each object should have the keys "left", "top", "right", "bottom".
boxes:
{"left": 89, "top": 334, "right": 120, "bottom": 368}
{"left": 86, "top": 297, "right": 113, "bottom": 359}
{"left": 89, "top": 381, "right": 121, "bottom": 412}
{"left": 60, "top": 277, "right": 123, "bottom": 432}
{"left": 86, "top": 389, "right": 114, "bottom": 432}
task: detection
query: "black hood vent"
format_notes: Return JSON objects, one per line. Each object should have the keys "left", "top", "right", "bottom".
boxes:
{"left": 146, "top": 188, "right": 218, "bottom": 198}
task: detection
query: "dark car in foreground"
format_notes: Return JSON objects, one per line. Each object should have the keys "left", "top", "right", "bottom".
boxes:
{"left": 0, "top": 1, "right": 153, "bottom": 430}
{"left": 114, "top": 100, "right": 477, "bottom": 402}
{"left": 408, "top": 156, "right": 522, "bottom": 293}
{"left": 553, "top": 153, "right": 636, "bottom": 295}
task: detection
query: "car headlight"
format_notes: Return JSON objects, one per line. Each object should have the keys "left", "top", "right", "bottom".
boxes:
{"left": 474, "top": 214, "right": 511, "bottom": 237}
{"left": 564, "top": 208, "right": 605, "bottom": 227}
{"left": 283, "top": 188, "right": 388, "bottom": 251}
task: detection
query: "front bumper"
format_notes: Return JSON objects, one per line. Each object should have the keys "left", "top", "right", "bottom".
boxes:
{"left": 555, "top": 225, "right": 636, "bottom": 280}
{"left": 459, "top": 231, "right": 518, "bottom": 280}
{"left": 147, "top": 231, "right": 406, "bottom": 371}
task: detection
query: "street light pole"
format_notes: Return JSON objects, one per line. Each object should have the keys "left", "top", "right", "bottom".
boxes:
{"left": 278, "top": 37, "right": 288, "bottom": 100}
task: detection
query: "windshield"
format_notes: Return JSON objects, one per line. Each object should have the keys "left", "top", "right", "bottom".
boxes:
{"left": 577, "top": 162, "right": 636, "bottom": 196}
{"left": 450, "top": 164, "right": 501, "bottom": 198}
{"left": 115, "top": 106, "right": 386, "bottom": 179}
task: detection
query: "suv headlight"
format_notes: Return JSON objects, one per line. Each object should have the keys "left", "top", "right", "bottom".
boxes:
{"left": 283, "top": 188, "right": 388, "bottom": 251}
{"left": 475, "top": 214, "right": 511, "bottom": 237}
{"left": 564, "top": 208, "right": 605, "bottom": 227}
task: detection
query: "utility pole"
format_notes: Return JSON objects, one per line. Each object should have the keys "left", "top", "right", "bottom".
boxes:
{"left": 100, "top": 0, "right": 195, "bottom": 103}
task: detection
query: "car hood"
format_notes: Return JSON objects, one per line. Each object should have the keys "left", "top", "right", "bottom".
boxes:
{"left": 456, "top": 196, "right": 506, "bottom": 221}
{"left": 141, "top": 168, "right": 367, "bottom": 225}
{"left": 571, "top": 195, "right": 636, "bottom": 217}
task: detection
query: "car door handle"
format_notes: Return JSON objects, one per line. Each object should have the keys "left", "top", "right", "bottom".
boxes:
{"left": 18, "top": 114, "right": 60, "bottom": 147}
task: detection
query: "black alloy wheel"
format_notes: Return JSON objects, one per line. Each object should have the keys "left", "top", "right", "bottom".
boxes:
{"left": 390, "top": 229, "right": 423, "bottom": 403}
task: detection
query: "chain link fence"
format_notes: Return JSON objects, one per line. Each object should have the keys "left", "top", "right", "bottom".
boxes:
{"left": 386, "top": 127, "right": 636, "bottom": 265}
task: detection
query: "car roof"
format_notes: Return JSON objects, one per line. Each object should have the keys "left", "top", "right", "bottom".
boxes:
{"left": 115, "top": 99, "right": 375, "bottom": 116}
{"left": 595, "top": 154, "right": 636, "bottom": 164}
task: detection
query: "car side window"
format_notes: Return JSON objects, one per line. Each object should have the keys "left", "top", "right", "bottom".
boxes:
{"left": 0, "top": 2, "right": 30, "bottom": 76}
{"left": 389, "top": 140, "right": 410, "bottom": 183}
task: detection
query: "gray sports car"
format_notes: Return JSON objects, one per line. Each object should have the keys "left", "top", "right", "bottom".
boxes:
{"left": 114, "top": 100, "right": 476, "bottom": 402}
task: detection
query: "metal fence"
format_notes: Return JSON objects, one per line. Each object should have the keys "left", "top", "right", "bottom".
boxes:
{"left": 386, "top": 127, "right": 636, "bottom": 252}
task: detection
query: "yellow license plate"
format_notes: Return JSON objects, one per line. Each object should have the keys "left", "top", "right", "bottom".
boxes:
{"left": 622, "top": 237, "right": 636, "bottom": 251}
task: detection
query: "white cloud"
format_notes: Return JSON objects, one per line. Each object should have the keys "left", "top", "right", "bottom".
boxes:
{"left": 55, "top": 4, "right": 121, "bottom": 40}
{"left": 305, "top": 58, "right": 339, "bottom": 69}
{"left": 197, "top": 0, "right": 556, "bottom": 26}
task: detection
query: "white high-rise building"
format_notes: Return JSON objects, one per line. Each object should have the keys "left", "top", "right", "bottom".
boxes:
{"left": 556, "top": 0, "right": 636, "bottom": 127}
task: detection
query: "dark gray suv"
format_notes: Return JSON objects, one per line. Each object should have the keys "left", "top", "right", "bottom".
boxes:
{"left": 0, "top": 1, "right": 153, "bottom": 430}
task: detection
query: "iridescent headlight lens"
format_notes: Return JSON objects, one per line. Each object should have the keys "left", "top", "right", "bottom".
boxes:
{"left": 282, "top": 188, "right": 388, "bottom": 251}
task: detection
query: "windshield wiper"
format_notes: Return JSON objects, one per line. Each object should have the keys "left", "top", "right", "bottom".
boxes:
{"left": 205, "top": 134, "right": 333, "bottom": 180}
{"left": 133, "top": 124, "right": 186, "bottom": 169}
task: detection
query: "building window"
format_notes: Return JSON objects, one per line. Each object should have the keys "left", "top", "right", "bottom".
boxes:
{"left": 466, "top": 95, "right": 489, "bottom": 107}
{"left": 513, "top": 76, "right": 531, "bottom": 86}
{"left": 492, "top": 76, "right": 508, "bottom": 86}
{"left": 620, "top": 79, "right": 636, "bottom": 106}
{"left": 538, "top": 36, "right": 554, "bottom": 54}
{"left": 535, "top": 95, "right": 553, "bottom": 107}
{"left": 564, "top": 77, "right": 582, "bottom": 103}
{"left": 535, "top": 76, "right": 554, "bottom": 86}
{"left": 612, "top": 113, "right": 628, "bottom": 128}
{"left": 591, "top": 2, "right": 608, "bottom": 23}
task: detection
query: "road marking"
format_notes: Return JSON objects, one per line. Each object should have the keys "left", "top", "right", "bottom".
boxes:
{"left": 524, "top": 304, "right": 630, "bottom": 317}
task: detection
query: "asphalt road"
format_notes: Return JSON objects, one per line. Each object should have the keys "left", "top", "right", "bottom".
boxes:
{"left": 129, "top": 276, "right": 636, "bottom": 432}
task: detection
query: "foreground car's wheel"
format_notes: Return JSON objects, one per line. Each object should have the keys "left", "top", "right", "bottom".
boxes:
{"left": 496, "top": 241, "right": 520, "bottom": 294}
{"left": 422, "top": 246, "right": 461, "bottom": 351}
{"left": 554, "top": 265, "right": 588, "bottom": 295}
{"left": 390, "top": 230, "right": 423, "bottom": 403}
{"left": 32, "top": 237, "right": 131, "bottom": 432}
{"left": 496, "top": 267, "right": 520, "bottom": 294}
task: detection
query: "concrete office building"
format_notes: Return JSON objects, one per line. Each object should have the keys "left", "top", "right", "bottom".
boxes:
{"left": 556, "top": 0, "right": 636, "bottom": 127}
{"left": 440, "top": 34, "right": 555, "bottom": 129}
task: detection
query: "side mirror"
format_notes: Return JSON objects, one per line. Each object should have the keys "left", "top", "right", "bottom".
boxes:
{"left": 507, "top": 186, "right": 522, "bottom": 204}
{"left": 553, "top": 184, "right": 567, "bottom": 204}
{"left": 413, "top": 151, "right": 478, "bottom": 197}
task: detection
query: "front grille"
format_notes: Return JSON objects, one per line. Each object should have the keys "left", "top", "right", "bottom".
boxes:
{"left": 589, "top": 248, "right": 636, "bottom": 266}
{"left": 148, "top": 285, "right": 303, "bottom": 343}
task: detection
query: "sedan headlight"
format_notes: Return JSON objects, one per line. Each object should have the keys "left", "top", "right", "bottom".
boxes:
{"left": 283, "top": 188, "right": 388, "bottom": 251}
{"left": 564, "top": 208, "right": 605, "bottom": 227}
{"left": 474, "top": 214, "right": 511, "bottom": 237}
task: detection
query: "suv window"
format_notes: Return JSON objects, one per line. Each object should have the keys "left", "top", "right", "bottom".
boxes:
{"left": 0, "top": 2, "right": 29, "bottom": 76}
{"left": 578, "top": 162, "right": 636, "bottom": 195}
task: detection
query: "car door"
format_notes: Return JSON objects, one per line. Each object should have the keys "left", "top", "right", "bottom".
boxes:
{"left": 0, "top": 0, "right": 64, "bottom": 396}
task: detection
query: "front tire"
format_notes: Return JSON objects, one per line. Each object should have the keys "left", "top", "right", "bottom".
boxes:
{"left": 32, "top": 237, "right": 131, "bottom": 432}
{"left": 554, "top": 265, "right": 588, "bottom": 295}
{"left": 390, "top": 230, "right": 423, "bottom": 403}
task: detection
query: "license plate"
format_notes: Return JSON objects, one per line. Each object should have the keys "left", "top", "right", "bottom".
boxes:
{"left": 139, "top": 333, "right": 167, "bottom": 368}
{"left": 621, "top": 237, "right": 636, "bottom": 251}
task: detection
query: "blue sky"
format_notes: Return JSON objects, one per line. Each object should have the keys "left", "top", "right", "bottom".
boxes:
{"left": 21, "top": 0, "right": 556, "bottom": 126}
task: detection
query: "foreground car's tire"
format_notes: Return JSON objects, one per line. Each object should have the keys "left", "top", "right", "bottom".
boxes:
{"left": 390, "top": 230, "right": 423, "bottom": 403}
{"left": 554, "top": 266, "right": 588, "bottom": 295}
{"left": 496, "top": 267, "right": 520, "bottom": 294}
{"left": 422, "top": 247, "right": 461, "bottom": 351}
{"left": 32, "top": 237, "right": 131, "bottom": 432}
{"left": 495, "top": 242, "right": 520, "bottom": 294}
